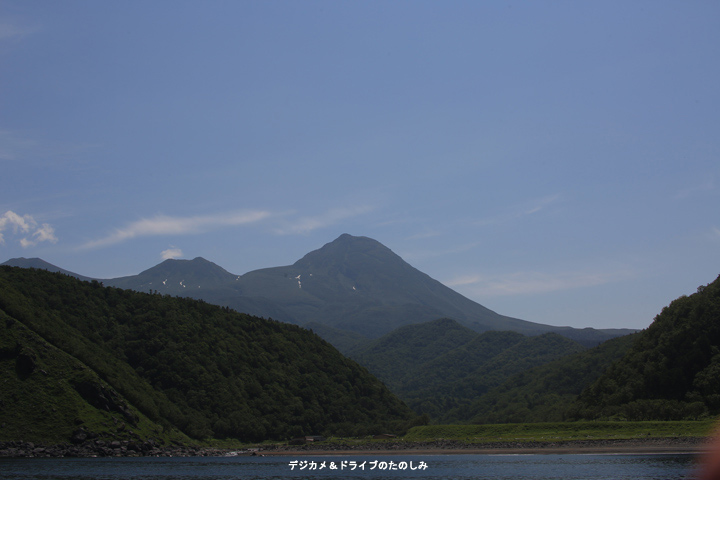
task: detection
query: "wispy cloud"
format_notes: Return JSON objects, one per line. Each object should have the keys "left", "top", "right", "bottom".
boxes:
{"left": 161, "top": 247, "right": 184, "bottom": 260}
{"left": 406, "top": 230, "right": 442, "bottom": 241}
{"left": 273, "top": 205, "right": 375, "bottom": 235}
{"left": 524, "top": 193, "right": 561, "bottom": 215}
{"left": 446, "top": 269, "right": 631, "bottom": 297}
{"left": 0, "top": 210, "right": 58, "bottom": 247}
{"left": 81, "top": 210, "right": 271, "bottom": 249}
{"left": 473, "top": 193, "right": 562, "bottom": 227}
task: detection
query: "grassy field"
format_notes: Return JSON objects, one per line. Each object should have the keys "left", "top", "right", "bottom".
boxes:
{"left": 400, "top": 420, "right": 718, "bottom": 443}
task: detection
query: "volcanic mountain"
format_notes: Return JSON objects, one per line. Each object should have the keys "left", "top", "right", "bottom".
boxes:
{"left": 2, "top": 234, "right": 633, "bottom": 346}
{"left": 230, "top": 234, "right": 633, "bottom": 344}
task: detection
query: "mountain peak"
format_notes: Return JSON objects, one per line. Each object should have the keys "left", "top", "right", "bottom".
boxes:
{"left": 135, "top": 256, "right": 235, "bottom": 278}
{"left": 334, "top": 233, "right": 370, "bottom": 243}
{"left": 3, "top": 257, "right": 53, "bottom": 267}
{"left": 102, "top": 256, "right": 238, "bottom": 294}
{"left": 326, "top": 233, "right": 385, "bottom": 248}
{"left": 296, "top": 234, "right": 400, "bottom": 267}
{"left": 2, "top": 257, "right": 92, "bottom": 281}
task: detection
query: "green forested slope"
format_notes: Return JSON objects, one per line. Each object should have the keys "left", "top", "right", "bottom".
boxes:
{"left": 403, "top": 333, "right": 586, "bottom": 419}
{"left": 445, "top": 332, "right": 640, "bottom": 423}
{"left": 0, "top": 307, "right": 188, "bottom": 444}
{"left": 347, "top": 318, "right": 586, "bottom": 419}
{"left": 370, "top": 274, "right": 720, "bottom": 424}
{"left": 0, "top": 267, "right": 414, "bottom": 443}
{"left": 346, "top": 318, "right": 480, "bottom": 384}
{"left": 434, "top": 275, "right": 720, "bottom": 424}
{"left": 569, "top": 275, "right": 720, "bottom": 420}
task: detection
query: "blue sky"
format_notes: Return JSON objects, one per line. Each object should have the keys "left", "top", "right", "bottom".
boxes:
{"left": 2, "top": 1, "right": 719, "bottom": 330}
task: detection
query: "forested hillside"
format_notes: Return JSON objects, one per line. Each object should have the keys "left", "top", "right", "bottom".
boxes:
{"left": 348, "top": 271, "right": 720, "bottom": 425}
{"left": 0, "top": 267, "right": 415, "bottom": 443}
{"left": 4, "top": 265, "right": 718, "bottom": 444}
{"left": 0, "top": 306, "right": 186, "bottom": 445}
{"left": 569, "top": 275, "right": 720, "bottom": 421}
{"left": 450, "top": 333, "right": 640, "bottom": 423}
{"left": 347, "top": 318, "right": 586, "bottom": 419}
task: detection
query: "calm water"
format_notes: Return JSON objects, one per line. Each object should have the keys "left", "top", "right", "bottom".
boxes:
{"left": 0, "top": 453, "right": 701, "bottom": 479}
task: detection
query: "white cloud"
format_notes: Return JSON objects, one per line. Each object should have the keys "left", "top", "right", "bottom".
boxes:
{"left": 161, "top": 248, "right": 184, "bottom": 260}
{"left": 446, "top": 269, "right": 631, "bottom": 297}
{"left": 81, "top": 210, "right": 271, "bottom": 249}
{"left": 0, "top": 210, "right": 34, "bottom": 235}
{"left": 32, "top": 223, "right": 58, "bottom": 244}
{"left": 0, "top": 211, "right": 57, "bottom": 247}
{"left": 273, "top": 205, "right": 375, "bottom": 235}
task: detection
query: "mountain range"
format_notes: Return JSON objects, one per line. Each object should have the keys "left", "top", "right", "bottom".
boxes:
{"left": 3, "top": 234, "right": 634, "bottom": 349}
{"left": 2, "top": 238, "right": 719, "bottom": 443}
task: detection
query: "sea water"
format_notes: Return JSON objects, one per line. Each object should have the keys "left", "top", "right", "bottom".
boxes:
{"left": 0, "top": 453, "right": 701, "bottom": 480}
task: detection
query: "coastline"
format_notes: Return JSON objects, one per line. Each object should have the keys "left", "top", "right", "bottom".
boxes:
{"left": 0, "top": 436, "right": 708, "bottom": 458}
{"left": 257, "top": 437, "right": 707, "bottom": 456}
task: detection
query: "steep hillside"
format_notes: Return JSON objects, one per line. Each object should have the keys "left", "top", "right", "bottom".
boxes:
{"left": 0, "top": 266, "right": 414, "bottom": 443}
{"left": 0, "top": 307, "right": 189, "bottom": 445}
{"left": 570, "top": 275, "right": 720, "bottom": 421}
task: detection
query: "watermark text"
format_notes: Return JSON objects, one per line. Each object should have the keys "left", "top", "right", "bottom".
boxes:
{"left": 288, "top": 460, "right": 428, "bottom": 471}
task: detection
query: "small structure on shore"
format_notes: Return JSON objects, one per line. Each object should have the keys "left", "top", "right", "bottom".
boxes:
{"left": 288, "top": 435, "right": 326, "bottom": 445}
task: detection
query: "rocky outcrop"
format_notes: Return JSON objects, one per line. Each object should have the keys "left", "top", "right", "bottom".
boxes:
{"left": 15, "top": 347, "right": 37, "bottom": 379}
{"left": 72, "top": 380, "right": 139, "bottom": 425}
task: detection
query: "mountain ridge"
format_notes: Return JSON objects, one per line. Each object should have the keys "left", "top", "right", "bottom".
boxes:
{"left": 2, "top": 257, "right": 94, "bottom": 282}
{"left": 2, "top": 234, "right": 635, "bottom": 346}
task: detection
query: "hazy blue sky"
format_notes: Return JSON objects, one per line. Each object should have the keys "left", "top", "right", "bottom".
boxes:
{"left": 2, "top": 1, "right": 719, "bottom": 330}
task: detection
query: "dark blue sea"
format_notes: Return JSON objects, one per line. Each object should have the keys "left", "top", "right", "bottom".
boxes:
{"left": 0, "top": 452, "right": 701, "bottom": 479}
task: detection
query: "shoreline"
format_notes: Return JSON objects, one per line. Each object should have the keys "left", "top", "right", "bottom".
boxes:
{"left": 0, "top": 436, "right": 709, "bottom": 458}
{"left": 256, "top": 437, "right": 708, "bottom": 457}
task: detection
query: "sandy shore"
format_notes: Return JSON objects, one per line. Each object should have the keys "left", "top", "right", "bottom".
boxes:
{"left": 257, "top": 437, "right": 708, "bottom": 456}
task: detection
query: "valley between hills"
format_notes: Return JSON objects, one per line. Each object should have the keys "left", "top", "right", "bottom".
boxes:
{"left": 2, "top": 234, "right": 720, "bottom": 450}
